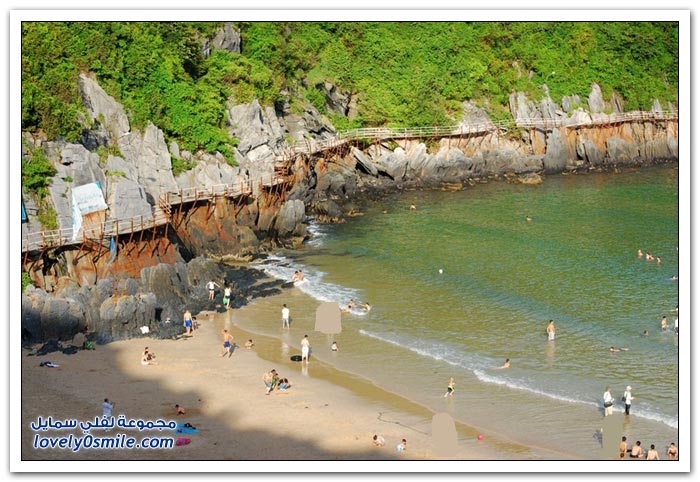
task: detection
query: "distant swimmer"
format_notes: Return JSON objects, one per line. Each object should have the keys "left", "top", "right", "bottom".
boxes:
{"left": 610, "top": 346, "right": 629, "bottom": 353}
{"left": 637, "top": 249, "right": 643, "bottom": 258}
{"left": 341, "top": 299, "right": 355, "bottom": 313}
{"left": 526, "top": 215, "right": 532, "bottom": 222}
{"left": 646, "top": 252, "right": 654, "bottom": 261}
{"left": 642, "top": 330, "right": 649, "bottom": 337}
{"left": 501, "top": 358, "right": 511, "bottom": 369}
{"left": 656, "top": 256, "right": 662, "bottom": 264}
{"left": 547, "top": 320, "right": 556, "bottom": 341}
{"left": 670, "top": 275, "right": 678, "bottom": 281}
{"left": 409, "top": 204, "right": 417, "bottom": 211}
{"left": 359, "top": 302, "right": 372, "bottom": 312}
{"left": 661, "top": 316, "right": 668, "bottom": 331}
{"left": 291, "top": 271, "right": 300, "bottom": 283}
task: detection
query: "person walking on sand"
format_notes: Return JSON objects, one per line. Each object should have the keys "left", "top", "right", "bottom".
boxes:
{"left": 603, "top": 387, "right": 614, "bottom": 417}
{"left": 221, "top": 329, "right": 233, "bottom": 357}
{"left": 547, "top": 320, "right": 556, "bottom": 341}
{"left": 301, "top": 335, "right": 310, "bottom": 363}
{"left": 223, "top": 286, "right": 232, "bottom": 309}
{"left": 183, "top": 309, "right": 193, "bottom": 336}
{"left": 622, "top": 386, "right": 634, "bottom": 415}
{"left": 282, "top": 304, "right": 290, "bottom": 328}
{"left": 206, "top": 280, "right": 220, "bottom": 301}
{"left": 444, "top": 377, "right": 456, "bottom": 397}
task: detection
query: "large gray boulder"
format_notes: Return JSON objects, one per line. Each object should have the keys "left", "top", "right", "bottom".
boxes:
{"left": 118, "top": 122, "right": 179, "bottom": 199}
{"left": 323, "top": 81, "right": 351, "bottom": 116}
{"left": 103, "top": 155, "right": 152, "bottom": 220}
{"left": 274, "top": 199, "right": 306, "bottom": 239}
{"left": 228, "top": 100, "right": 285, "bottom": 158}
{"left": 375, "top": 149, "right": 409, "bottom": 180}
{"left": 78, "top": 73, "right": 130, "bottom": 141}
{"left": 352, "top": 147, "right": 378, "bottom": 176}
{"left": 22, "top": 286, "right": 85, "bottom": 341}
{"left": 543, "top": 129, "right": 577, "bottom": 172}
{"left": 210, "top": 22, "right": 241, "bottom": 54}
{"left": 97, "top": 293, "right": 157, "bottom": 342}
{"left": 587, "top": 83, "right": 606, "bottom": 113}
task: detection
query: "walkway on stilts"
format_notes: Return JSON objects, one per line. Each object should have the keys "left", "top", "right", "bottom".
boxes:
{"left": 21, "top": 110, "right": 677, "bottom": 254}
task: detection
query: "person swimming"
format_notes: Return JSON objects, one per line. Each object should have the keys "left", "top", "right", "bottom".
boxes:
{"left": 610, "top": 346, "right": 629, "bottom": 352}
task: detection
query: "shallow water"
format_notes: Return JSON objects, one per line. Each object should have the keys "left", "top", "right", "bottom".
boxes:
{"left": 242, "top": 165, "right": 680, "bottom": 458}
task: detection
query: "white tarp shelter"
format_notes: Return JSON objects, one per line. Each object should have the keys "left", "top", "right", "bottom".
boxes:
{"left": 71, "top": 181, "right": 107, "bottom": 240}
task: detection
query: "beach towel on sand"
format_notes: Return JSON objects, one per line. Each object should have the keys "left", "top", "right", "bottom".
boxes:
{"left": 174, "top": 423, "right": 199, "bottom": 434}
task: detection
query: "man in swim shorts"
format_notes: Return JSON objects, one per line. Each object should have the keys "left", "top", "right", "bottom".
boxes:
{"left": 183, "top": 309, "right": 193, "bottom": 336}
{"left": 547, "top": 320, "right": 556, "bottom": 341}
{"left": 301, "top": 335, "right": 310, "bottom": 363}
{"left": 221, "top": 330, "right": 233, "bottom": 357}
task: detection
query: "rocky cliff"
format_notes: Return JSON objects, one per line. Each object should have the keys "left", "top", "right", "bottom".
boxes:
{"left": 21, "top": 72, "right": 678, "bottom": 344}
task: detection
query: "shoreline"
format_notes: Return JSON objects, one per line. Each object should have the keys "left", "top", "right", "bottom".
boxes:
{"left": 20, "top": 305, "right": 514, "bottom": 462}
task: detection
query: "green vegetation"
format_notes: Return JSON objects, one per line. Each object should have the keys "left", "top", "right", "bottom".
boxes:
{"left": 36, "top": 200, "right": 58, "bottom": 230}
{"left": 22, "top": 21, "right": 678, "bottom": 150}
{"left": 22, "top": 147, "right": 57, "bottom": 198}
{"left": 22, "top": 271, "right": 34, "bottom": 292}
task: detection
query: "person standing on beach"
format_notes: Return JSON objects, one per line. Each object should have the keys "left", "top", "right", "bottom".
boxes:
{"left": 301, "top": 335, "right": 310, "bottom": 363}
{"left": 206, "top": 280, "right": 220, "bottom": 301}
{"left": 102, "top": 398, "right": 115, "bottom": 418}
{"left": 223, "top": 286, "right": 232, "bottom": 309}
{"left": 221, "top": 329, "right": 233, "bottom": 357}
{"left": 183, "top": 309, "right": 193, "bottom": 336}
{"left": 547, "top": 320, "right": 556, "bottom": 341}
{"left": 622, "top": 386, "right": 634, "bottom": 415}
{"left": 282, "top": 304, "right": 290, "bottom": 328}
{"left": 444, "top": 377, "right": 455, "bottom": 397}
{"left": 603, "top": 387, "right": 614, "bottom": 417}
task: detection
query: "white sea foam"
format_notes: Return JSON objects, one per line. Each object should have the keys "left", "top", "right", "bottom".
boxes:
{"left": 251, "top": 254, "right": 362, "bottom": 306}
{"left": 359, "top": 329, "right": 679, "bottom": 430}
{"left": 305, "top": 219, "right": 330, "bottom": 248}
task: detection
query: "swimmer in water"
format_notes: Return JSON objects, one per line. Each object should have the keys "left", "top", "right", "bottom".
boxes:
{"left": 661, "top": 316, "right": 668, "bottom": 331}
{"left": 526, "top": 215, "right": 532, "bottom": 222}
{"left": 409, "top": 204, "right": 417, "bottom": 211}
{"left": 341, "top": 299, "right": 355, "bottom": 313}
{"left": 610, "top": 346, "right": 629, "bottom": 352}
{"left": 637, "top": 249, "right": 643, "bottom": 258}
{"left": 642, "top": 330, "right": 649, "bottom": 337}
{"left": 501, "top": 358, "right": 511, "bottom": 368}
{"left": 646, "top": 252, "right": 654, "bottom": 261}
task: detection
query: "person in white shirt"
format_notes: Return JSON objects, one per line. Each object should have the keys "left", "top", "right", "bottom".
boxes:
{"left": 102, "top": 398, "right": 114, "bottom": 418}
{"left": 206, "top": 280, "right": 220, "bottom": 300}
{"left": 603, "top": 387, "right": 614, "bottom": 417}
{"left": 622, "top": 386, "right": 634, "bottom": 415}
{"left": 282, "top": 304, "right": 290, "bottom": 328}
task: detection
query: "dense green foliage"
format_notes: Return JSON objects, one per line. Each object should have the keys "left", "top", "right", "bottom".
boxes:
{"left": 22, "top": 147, "right": 57, "bottom": 198}
{"left": 23, "top": 21, "right": 678, "bottom": 147}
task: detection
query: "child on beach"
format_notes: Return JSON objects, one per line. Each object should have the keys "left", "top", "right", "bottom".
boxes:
{"left": 331, "top": 341, "right": 339, "bottom": 352}
{"left": 444, "top": 377, "right": 455, "bottom": 397}
{"left": 245, "top": 339, "right": 254, "bottom": 349}
{"left": 372, "top": 434, "right": 386, "bottom": 447}
{"left": 221, "top": 330, "right": 233, "bottom": 357}
{"left": 396, "top": 439, "right": 407, "bottom": 453}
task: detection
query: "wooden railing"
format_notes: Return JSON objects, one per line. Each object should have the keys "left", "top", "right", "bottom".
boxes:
{"left": 21, "top": 110, "right": 677, "bottom": 253}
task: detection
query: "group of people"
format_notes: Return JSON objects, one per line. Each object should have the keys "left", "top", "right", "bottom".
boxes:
{"left": 262, "top": 368, "right": 291, "bottom": 394}
{"left": 141, "top": 346, "right": 157, "bottom": 365}
{"left": 206, "top": 280, "right": 233, "bottom": 309}
{"left": 372, "top": 434, "right": 407, "bottom": 453}
{"left": 603, "top": 386, "right": 635, "bottom": 417}
{"left": 619, "top": 436, "right": 677, "bottom": 460}
{"left": 637, "top": 249, "right": 662, "bottom": 264}
{"left": 341, "top": 299, "right": 372, "bottom": 313}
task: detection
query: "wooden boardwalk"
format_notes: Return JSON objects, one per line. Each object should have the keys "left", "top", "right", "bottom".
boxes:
{"left": 21, "top": 110, "right": 677, "bottom": 254}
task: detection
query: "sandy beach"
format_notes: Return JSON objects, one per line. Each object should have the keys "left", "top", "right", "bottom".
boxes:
{"left": 20, "top": 303, "right": 516, "bottom": 465}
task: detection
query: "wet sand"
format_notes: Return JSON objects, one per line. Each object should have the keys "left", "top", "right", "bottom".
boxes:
{"left": 21, "top": 306, "right": 519, "bottom": 466}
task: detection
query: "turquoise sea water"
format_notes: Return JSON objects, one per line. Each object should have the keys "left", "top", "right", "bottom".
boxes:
{"left": 246, "top": 165, "right": 680, "bottom": 457}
